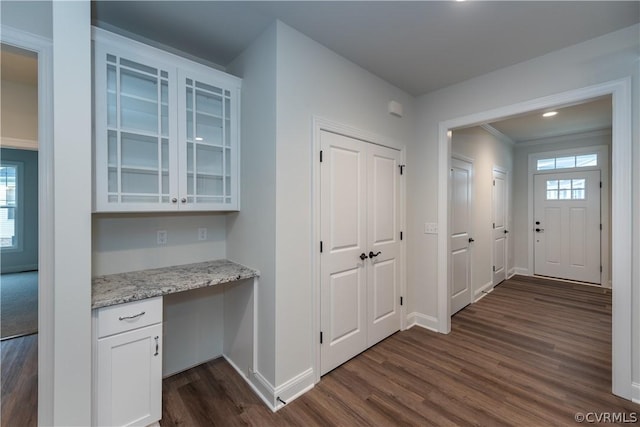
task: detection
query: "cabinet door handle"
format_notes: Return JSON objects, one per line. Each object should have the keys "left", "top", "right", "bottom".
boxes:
{"left": 171, "top": 198, "right": 178, "bottom": 203}
{"left": 154, "top": 336, "right": 159, "bottom": 356}
{"left": 118, "top": 311, "right": 145, "bottom": 321}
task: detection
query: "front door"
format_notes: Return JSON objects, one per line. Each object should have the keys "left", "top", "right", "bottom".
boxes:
{"left": 534, "top": 170, "right": 601, "bottom": 284}
{"left": 450, "top": 158, "right": 472, "bottom": 315}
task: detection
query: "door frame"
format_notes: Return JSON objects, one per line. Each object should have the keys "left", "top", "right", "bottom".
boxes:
{"left": 312, "top": 116, "right": 406, "bottom": 384}
{"left": 450, "top": 153, "right": 474, "bottom": 312}
{"left": 527, "top": 145, "right": 609, "bottom": 287}
{"left": 437, "top": 78, "right": 633, "bottom": 400}
{"left": 1, "top": 25, "right": 55, "bottom": 423}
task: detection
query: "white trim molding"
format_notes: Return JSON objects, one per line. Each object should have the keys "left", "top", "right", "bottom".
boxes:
{"left": 1, "top": 24, "right": 54, "bottom": 425}
{"left": 438, "top": 78, "right": 634, "bottom": 401}
{"left": 406, "top": 312, "right": 439, "bottom": 332}
{"left": 247, "top": 367, "right": 315, "bottom": 412}
{"left": 632, "top": 382, "right": 640, "bottom": 404}
{"left": 513, "top": 267, "right": 530, "bottom": 276}
{"left": 474, "top": 281, "right": 494, "bottom": 302}
{"left": 0, "top": 137, "right": 38, "bottom": 151}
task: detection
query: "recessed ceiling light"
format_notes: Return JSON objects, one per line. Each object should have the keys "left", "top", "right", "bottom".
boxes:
{"left": 542, "top": 111, "right": 558, "bottom": 118}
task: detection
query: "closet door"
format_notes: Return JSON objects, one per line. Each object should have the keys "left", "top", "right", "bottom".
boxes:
{"left": 366, "top": 144, "right": 401, "bottom": 346}
{"left": 320, "top": 131, "right": 402, "bottom": 375}
{"left": 320, "top": 131, "right": 368, "bottom": 375}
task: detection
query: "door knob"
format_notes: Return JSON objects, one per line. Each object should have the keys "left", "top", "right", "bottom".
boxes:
{"left": 468, "top": 238, "right": 475, "bottom": 243}
{"left": 535, "top": 221, "right": 540, "bottom": 225}
{"left": 504, "top": 230, "right": 509, "bottom": 234}
{"left": 369, "top": 251, "right": 381, "bottom": 258}
{"left": 359, "top": 253, "right": 367, "bottom": 261}
{"left": 535, "top": 228, "right": 544, "bottom": 232}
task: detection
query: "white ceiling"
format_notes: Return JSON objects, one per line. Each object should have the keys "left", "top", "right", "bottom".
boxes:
{"left": 487, "top": 96, "right": 612, "bottom": 143}
{"left": 92, "top": 1, "right": 640, "bottom": 96}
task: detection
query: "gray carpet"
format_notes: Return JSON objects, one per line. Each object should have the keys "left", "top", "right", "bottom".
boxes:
{"left": 1, "top": 272, "right": 38, "bottom": 340}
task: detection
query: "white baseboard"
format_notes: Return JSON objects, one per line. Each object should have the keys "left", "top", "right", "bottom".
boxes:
{"left": 406, "top": 312, "right": 439, "bottom": 333}
{"left": 513, "top": 267, "right": 530, "bottom": 276}
{"left": 632, "top": 382, "right": 640, "bottom": 404}
{"left": 474, "top": 281, "right": 494, "bottom": 302}
{"left": 272, "top": 368, "right": 315, "bottom": 410}
{"left": 242, "top": 363, "right": 315, "bottom": 412}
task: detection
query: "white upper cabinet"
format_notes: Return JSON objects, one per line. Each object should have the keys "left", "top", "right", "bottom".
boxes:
{"left": 93, "top": 29, "right": 241, "bottom": 212}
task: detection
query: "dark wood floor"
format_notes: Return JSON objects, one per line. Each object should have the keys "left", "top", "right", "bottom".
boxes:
{"left": 1, "top": 333, "right": 37, "bottom": 427}
{"left": 3, "top": 276, "right": 639, "bottom": 426}
{"left": 161, "top": 276, "right": 638, "bottom": 426}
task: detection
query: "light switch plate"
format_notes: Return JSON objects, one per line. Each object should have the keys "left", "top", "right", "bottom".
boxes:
{"left": 424, "top": 223, "right": 438, "bottom": 234}
{"left": 157, "top": 230, "right": 167, "bottom": 245}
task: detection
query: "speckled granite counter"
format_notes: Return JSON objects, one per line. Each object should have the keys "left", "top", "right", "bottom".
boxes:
{"left": 92, "top": 259, "right": 259, "bottom": 309}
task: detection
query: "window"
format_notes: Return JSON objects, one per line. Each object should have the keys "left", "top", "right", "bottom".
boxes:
{"left": 546, "top": 178, "right": 586, "bottom": 200}
{"left": 537, "top": 153, "right": 598, "bottom": 171}
{"left": 0, "top": 162, "right": 19, "bottom": 249}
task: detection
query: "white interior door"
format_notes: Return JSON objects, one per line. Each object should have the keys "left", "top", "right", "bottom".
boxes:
{"left": 534, "top": 170, "right": 601, "bottom": 284}
{"left": 492, "top": 169, "right": 508, "bottom": 285}
{"left": 320, "top": 131, "right": 401, "bottom": 375}
{"left": 320, "top": 131, "right": 368, "bottom": 375}
{"left": 450, "top": 158, "right": 472, "bottom": 315}
{"left": 366, "top": 144, "right": 401, "bottom": 347}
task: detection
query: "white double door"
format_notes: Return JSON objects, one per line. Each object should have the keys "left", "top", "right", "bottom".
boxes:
{"left": 320, "top": 131, "right": 401, "bottom": 375}
{"left": 534, "top": 170, "right": 601, "bottom": 284}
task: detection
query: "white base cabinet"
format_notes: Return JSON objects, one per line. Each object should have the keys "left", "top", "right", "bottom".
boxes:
{"left": 93, "top": 297, "right": 163, "bottom": 427}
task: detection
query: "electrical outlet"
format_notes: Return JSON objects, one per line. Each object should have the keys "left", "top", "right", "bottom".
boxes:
{"left": 198, "top": 228, "right": 207, "bottom": 241}
{"left": 424, "top": 223, "right": 438, "bottom": 234}
{"left": 157, "top": 230, "right": 167, "bottom": 245}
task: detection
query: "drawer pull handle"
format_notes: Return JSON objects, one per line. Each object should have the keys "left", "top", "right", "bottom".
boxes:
{"left": 118, "top": 311, "right": 146, "bottom": 321}
{"left": 154, "top": 336, "right": 159, "bottom": 356}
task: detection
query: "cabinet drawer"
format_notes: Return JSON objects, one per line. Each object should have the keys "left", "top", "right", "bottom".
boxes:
{"left": 97, "top": 297, "right": 162, "bottom": 338}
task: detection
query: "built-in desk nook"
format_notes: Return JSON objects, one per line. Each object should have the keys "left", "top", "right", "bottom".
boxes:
{"left": 91, "top": 259, "right": 259, "bottom": 427}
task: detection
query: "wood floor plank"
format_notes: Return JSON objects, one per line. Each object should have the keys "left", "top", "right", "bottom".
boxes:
{"left": 160, "top": 276, "right": 639, "bottom": 426}
{"left": 1, "top": 334, "right": 37, "bottom": 427}
{"left": 3, "top": 276, "right": 639, "bottom": 426}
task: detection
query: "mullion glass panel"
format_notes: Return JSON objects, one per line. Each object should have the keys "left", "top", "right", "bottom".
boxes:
{"left": 576, "top": 154, "right": 597, "bottom": 167}
{"left": 555, "top": 156, "right": 575, "bottom": 169}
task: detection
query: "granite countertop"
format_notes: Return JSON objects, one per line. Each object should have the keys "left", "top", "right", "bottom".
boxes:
{"left": 92, "top": 259, "right": 260, "bottom": 309}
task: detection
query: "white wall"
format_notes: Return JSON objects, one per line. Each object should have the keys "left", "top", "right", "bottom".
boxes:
{"left": 274, "top": 21, "right": 415, "bottom": 389}
{"left": 92, "top": 214, "right": 226, "bottom": 275}
{"left": 411, "top": 24, "right": 639, "bottom": 392}
{"left": 226, "top": 22, "right": 278, "bottom": 388}
{"left": 0, "top": 80, "right": 38, "bottom": 144}
{"left": 1, "top": 1, "right": 52, "bottom": 39}
{"left": 452, "top": 126, "right": 513, "bottom": 295}
{"left": 52, "top": 2, "right": 92, "bottom": 424}
{"left": 512, "top": 131, "right": 612, "bottom": 279}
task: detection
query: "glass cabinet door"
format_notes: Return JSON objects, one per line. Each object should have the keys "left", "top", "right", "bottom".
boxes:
{"left": 181, "top": 76, "right": 234, "bottom": 207}
{"left": 104, "top": 53, "right": 174, "bottom": 206}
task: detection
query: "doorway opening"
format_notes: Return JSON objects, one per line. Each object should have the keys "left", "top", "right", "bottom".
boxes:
{"left": 0, "top": 25, "right": 54, "bottom": 424}
{"left": 1, "top": 44, "right": 39, "bottom": 340}
{"left": 439, "top": 80, "right": 632, "bottom": 400}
